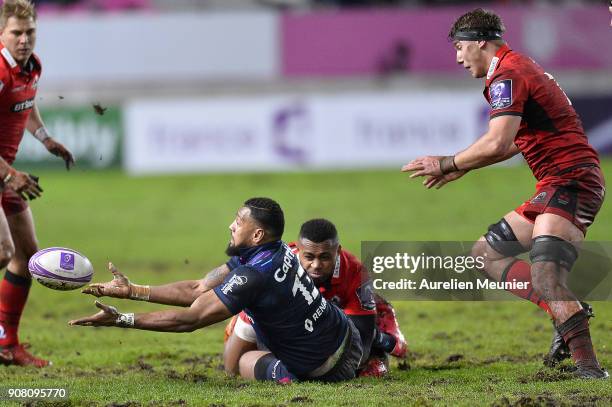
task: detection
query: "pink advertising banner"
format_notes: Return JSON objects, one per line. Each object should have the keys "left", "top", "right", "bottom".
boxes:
{"left": 282, "top": 5, "right": 612, "bottom": 77}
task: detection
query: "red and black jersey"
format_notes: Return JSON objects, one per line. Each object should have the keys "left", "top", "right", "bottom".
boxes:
{"left": 289, "top": 242, "right": 376, "bottom": 316}
{"left": 0, "top": 45, "right": 41, "bottom": 165}
{"left": 484, "top": 45, "right": 599, "bottom": 181}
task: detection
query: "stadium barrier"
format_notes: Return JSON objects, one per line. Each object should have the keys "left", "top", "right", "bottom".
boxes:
{"left": 16, "top": 106, "right": 122, "bottom": 170}
{"left": 123, "top": 91, "right": 484, "bottom": 175}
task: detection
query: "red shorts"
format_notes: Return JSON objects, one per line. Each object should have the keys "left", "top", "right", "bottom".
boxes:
{"left": 1, "top": 188, "right": 28, "bottom": 216}
{"left": 515, "top": 165, "right": 605, "bottom": 235}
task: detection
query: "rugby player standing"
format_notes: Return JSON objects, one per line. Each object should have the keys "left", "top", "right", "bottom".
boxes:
{"left": 403, "top": 9, "right": 607, "bottom": 379}
{"left": 0, "top": 0, "right": 74, "bottom": 367}
{"left": 72, "top": 198, "right": 363, "bottom": 383}
{"left": 223, "top": 218, "right": 408, "bottom": 378}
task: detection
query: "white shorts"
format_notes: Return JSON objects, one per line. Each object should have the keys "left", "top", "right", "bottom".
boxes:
{"left": 234, "top": 315, "right": 257, "bottom": 343}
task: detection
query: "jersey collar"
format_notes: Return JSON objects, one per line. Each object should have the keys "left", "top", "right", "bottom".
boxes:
{"left": 0, "top": 44, "right": 40, "bottom": 75}
{"left": 486, "top": 44, "right": 511, "bottom": 82}
{"left": 237, "top": 240, "right": 282, "bottom": 266}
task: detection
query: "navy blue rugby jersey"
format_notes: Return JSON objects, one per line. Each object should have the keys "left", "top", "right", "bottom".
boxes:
{"left": 214, "top": 241, "right": 348, "bottom": 376}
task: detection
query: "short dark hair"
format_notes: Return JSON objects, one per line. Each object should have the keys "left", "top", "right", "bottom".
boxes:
{"left": 244, "top": 197, "right": 284, "bottom": 240}
{"left": 448, "top": 8, "right": 505, "bottom": 41}
{"left": 299, "top": 219, "right": 338, "bottom": 244}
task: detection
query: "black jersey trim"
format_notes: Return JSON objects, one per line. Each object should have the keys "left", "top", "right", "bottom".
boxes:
{"left": 490, "top": 111, "right": 523, "bottom": 119}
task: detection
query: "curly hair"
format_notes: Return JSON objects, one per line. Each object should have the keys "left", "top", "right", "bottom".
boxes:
{"left": 299, "top": 218, "right": 339, "bottom": 244}
{"left": 448, "top": 8, "right": 505, "bottom": 41}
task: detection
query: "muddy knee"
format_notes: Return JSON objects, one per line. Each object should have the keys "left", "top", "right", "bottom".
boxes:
{"left": 0, "top": 240, "right": 15, "bottom": 269}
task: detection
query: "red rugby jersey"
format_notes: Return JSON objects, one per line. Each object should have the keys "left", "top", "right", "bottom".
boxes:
{"left": 0, "top": 45, "right": 41, "bottom": 164}
{"left": 289, "top": 242, "right": 376, "bottom": 316}
{"left": 484, "top": 45, "right": 599, "bottom": 181}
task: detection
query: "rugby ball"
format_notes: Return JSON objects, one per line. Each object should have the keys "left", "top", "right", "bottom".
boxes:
{"left": 28, "top": 247, "right": 94, "bottom": 291}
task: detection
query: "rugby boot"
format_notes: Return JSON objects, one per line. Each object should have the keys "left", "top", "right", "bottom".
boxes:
{"left": 375, "top": 294, "right": 408, "bottom": 358}
{"left": 574, "top": 365, "right": 609, "bottom": 379}
{"left": 223, "top": 315, "right": 238, "bottom": 343}
{"left": 1, "top": 343, "right": 51, "bottom": 367}
{"left": 359, "top": 354, "right": 389, "bottom": 378}
{"left": 544, "top": 302, "right": 593, "bottom": 368}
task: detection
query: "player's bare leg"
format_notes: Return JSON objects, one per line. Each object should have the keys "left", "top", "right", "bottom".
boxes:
{"left": 470, "top": 211, "right": 585, "bottom": 367}
{"left": 530, "top": 213, "right": 606, "bottom": 378}
{"left": 0, "top": 206, "right": 16, "bottom": 365}
{"left": 0, "top": 208, "right": 50, "bottom": 367}
{"left": 239, "top": 351, "right": 296, "bottom": 384}
{"left": 238, "top": 351, "right": 273, "bottom": 380}
{"left": 471, "top": 211, "right": 550, "bottom": 312}
{"left": 224, "top": 332, "right": 257, "bottom": 376}
{"left": 222, "top": 314, "right": 258, "bottom": 375}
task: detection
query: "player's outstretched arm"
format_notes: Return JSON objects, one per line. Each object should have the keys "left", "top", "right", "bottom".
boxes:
{"left": 69, "top": 290, "right": 233, "bottom": 332}
{"left": 402, "top": 115, "right": 520, "bottom": 185}
{"left": 453, "top": 115, "right": 521, "bottom": 170}
{"left": 26, "top": 102, "right": 75, "bottom": 170}
{"left": 82, "top": 262, "right": 230, "bottom": 307}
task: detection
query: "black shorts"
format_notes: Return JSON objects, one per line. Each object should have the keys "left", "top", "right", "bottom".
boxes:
{"left": 253, "top": 319, "right": 363, "bottom": 383}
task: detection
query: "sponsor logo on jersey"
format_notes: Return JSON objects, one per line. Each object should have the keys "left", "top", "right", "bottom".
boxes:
{"left": 489, "top": 79, "right": 512, "bottom": 110}
{"left": 0, "top": 324, "right": 5, "bottom": 339}
{"left": 221, "top": 274, "right": 248, "bottom": 295}
{"left": 12, "top": 97, "right": 34, "bottom": 112}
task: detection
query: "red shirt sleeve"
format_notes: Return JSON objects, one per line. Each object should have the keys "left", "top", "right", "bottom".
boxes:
{"left": 488, "top": 69, "right": 528, "bottom": 119}
{"left": 341, "top": 252, "right": 376, "bottom": 316}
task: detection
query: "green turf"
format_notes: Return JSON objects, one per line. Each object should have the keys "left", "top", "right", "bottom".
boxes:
{"left": 1, "top": 161, "right": 611, "bottom": 406}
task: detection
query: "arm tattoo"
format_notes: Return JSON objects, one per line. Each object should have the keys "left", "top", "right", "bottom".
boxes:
{"left": 203, "top": 265, "right": 230, "bottom": 289}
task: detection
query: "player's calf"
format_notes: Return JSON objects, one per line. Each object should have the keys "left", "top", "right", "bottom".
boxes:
{"left": 474, "top": 219, "right": 550, "bottom": 314}
{"left": 530, "top": 235, "right": 607, "bottom": 379}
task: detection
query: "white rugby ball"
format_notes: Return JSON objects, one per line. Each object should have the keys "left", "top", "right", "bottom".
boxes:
{"left": 28, "top": 247, "right": 94, "bottom": 291}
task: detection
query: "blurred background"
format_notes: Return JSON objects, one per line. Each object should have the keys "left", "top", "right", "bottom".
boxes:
{"left": 19, "top": 0, "right": 612, "bottom": 175}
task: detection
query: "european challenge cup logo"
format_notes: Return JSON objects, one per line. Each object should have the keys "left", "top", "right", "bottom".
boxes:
{"left": 60, "top": 252, "right": 75, "bottom": 271}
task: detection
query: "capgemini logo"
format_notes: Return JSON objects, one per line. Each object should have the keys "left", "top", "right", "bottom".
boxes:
{"left": 272, "top": 103, "right": 309, "bottom": 164}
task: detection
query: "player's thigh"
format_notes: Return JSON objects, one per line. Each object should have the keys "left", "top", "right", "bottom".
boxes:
{"left": 238, "top": 351, "right": 273, "bottom": 380}
{"left": 473, "top": 210, "right": 534, "bottom": 261}
{"left": 224, "top": 333, "right": 257, "bottom": 375}
{"left": 532, "top": 213, "right": 584, "bottom": 244}
{"left": 6, "top": 208, "right": 38, "bottom": 274}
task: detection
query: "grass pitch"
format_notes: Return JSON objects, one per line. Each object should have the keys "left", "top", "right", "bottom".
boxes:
{"left": 1, "top": 162, "right": 611, "bottom": 406}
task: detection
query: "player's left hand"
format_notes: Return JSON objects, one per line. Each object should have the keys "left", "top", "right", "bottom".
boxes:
{"left": 42, "top": 138, "right": 75, "bottom": 170}
{"left": 68, "top": 301, "right": 120, "bottom": 327}
{"left": 423, "top": 170, "right": 468, "bottom": 189}
{"left": 401, "top": 156, "right": 444, "bottom": 178}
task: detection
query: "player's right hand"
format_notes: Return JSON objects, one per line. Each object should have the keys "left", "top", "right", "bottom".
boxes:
{"left": 5, "top": 170, "right": 43, "bottom": 200}
{"left": 423, "top": 170, "right": 468, "bottom": 189}
{"left": 82, "top": 262, "right": 130, "bottom": 299}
